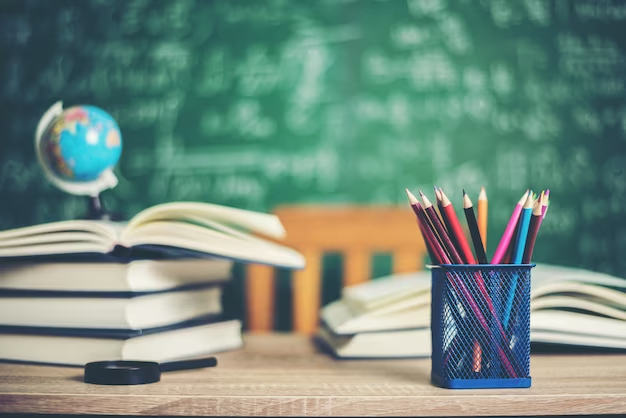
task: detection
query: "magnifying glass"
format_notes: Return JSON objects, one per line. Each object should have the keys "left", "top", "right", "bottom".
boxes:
{"left": 84, "top": 356, "right": 217, "bottom": 385}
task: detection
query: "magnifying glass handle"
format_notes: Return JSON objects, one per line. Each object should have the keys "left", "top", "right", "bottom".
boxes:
{"left": 159, "top": 356, "right": 218, "bottom": 372}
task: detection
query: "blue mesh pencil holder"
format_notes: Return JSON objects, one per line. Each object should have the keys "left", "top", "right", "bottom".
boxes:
{"left": 430, "top": 264, "right": 534, "bottom": 389}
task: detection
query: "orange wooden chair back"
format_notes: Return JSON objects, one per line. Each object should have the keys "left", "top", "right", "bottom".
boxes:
{"left": 245, "top": 206, "right": 428, "bottom": 334}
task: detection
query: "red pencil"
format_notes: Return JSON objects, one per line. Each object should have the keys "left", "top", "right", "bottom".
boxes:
{"left": 440, "top": 188, "right": 477, "bottom": 264}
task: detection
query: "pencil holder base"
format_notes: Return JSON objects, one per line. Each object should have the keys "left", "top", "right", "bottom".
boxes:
{"left": 431, "top": 374, "right": 532, "bottom": 389}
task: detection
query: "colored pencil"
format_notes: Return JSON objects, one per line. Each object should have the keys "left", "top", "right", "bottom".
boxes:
{"left": 522, "top": 193, "right": 545, "bottom": 264}
{"left": 502, "top": 218, "right": 520, "bottom": 264}
{"left": 436, "top": 185, "right": 464, "bottom": 256}
{"left": 502, "top": 192, "right": 535, "bottom": 328}
{"left": 477, "top": 186, "right": 488, "bottom": 252}
{"left": 434, "top": 186, "right": 449, "bottom": 232}
{"left": 416, "top": 217, "right": 440, "bottom": 265}
{"left": 440, "top": 189, "right": 476, "bottom": 264}
{"left": 406, "top": 189, "right": 449, "bottom": 264}
{"left": 463, "top": 191, "right": 488, "bottom": 264}
{"left": 491, "top": 190, "right": 529, "bottom": 264}
{"left": 418, "top": 189, "right": 449, "bottom": 258}
{"left": 419, "top": 190, "right": 463, "bottom": 264}
{"left": 512, "top": 192, "right": 535, "bottom": 264}
{"left": 542, "top": 189, "right": 550, "bottom": 219}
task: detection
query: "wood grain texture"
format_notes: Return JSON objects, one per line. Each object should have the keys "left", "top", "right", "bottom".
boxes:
{"left": 1, "top": 334, "right": 625, "bottom": 416}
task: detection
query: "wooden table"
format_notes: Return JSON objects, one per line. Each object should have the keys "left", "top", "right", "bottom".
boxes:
{"left": 1, "top": 334, "right": 625, "bottom": 417}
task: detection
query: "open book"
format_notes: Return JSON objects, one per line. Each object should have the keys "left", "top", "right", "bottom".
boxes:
{"left": 319, "top": 264, "right": 626, "bottom": 358}
{"left": 0, "top": 202, "right": 305, "bottom": 269}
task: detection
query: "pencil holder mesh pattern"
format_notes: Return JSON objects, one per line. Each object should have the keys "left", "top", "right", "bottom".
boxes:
{"left": 430, "top": 264, "right": 534, "bottom": 389}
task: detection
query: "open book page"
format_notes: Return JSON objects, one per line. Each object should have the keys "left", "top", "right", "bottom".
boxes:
{"left": 342, "top": 271, "right": 431, "bottom": 313}
{"left": 0, "top": 221, "right": 123, "bottom": 257}
{"left": 0, "top": 202, "right": 303, "bottom": 266}
{"left": 532, "top": 281, "right": 626, "bottom": 320}
{"left": 531, "top": 310, "right": 626, "bottom": 340}
{"left": 120, "top": 221, "right": 304, "bottom": 269}
{"left": 532, "top": 296, "right": 626, "bottom": 321}
{"left": 531, "top": 330, "right": 626, "bottom": 350}
{"left": 532, "top": 281, "right": 626, "bottom": 302}
{"left": 321, "top": 298, "right": 430, "bottom": 335}
{"left": 126, "top": 202, "right": 287, "bottom": 239}
{"left": 0, "top": 220, "right": 121, "bottom": 242}
{"left": 532, "top": 264, "right": 626, "bottom": 289}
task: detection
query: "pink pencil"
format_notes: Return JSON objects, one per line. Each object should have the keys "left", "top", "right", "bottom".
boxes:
{"left": 491, "top": 190, "right": 529, "bottom": 264}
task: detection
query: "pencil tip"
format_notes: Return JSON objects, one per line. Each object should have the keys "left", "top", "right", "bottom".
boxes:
{"left": 463, "top": 192, "right": 472, "bottom": 208}
{"left": 524, "top": 192, "right": 535, "bottom": 208}
{"left": 405, "top": 188, "right": 419, "bottom": 204}
{"left": 478, "top": 186, "right": 487, "bottom": 200}
{"left": 418, "top": 190, "right": 425, "bottom": 197}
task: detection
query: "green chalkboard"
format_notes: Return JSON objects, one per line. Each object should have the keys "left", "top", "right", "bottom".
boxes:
{"left": 2, "top": 0, "right": 626, "bottom": 284}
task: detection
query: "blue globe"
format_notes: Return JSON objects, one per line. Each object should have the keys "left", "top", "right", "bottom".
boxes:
{"left": 40, "top": 105, "right": 122, "bottom": 182}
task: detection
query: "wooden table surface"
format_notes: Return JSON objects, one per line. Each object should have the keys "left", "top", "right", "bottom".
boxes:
{"left": 1, "top": 333, "right": 625, "bottom": 417}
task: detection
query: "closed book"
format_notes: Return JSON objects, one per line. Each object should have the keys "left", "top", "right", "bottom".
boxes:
{"left": 320, "top": 271, "right": 431, "bottom": 335}
{"left": 317, "top": 322, "right": 430, "bottom": 359}
{"left": 0, "top": 316, "right": 243, "bottom": 366}
{"left": 0, "top": 201, "right": 305, "bottom": 269}
{"left": 0, "top": 258, "right": 232, "bottom": 292}
{"left": 0, "top": 285, "right": 223, "bottom": 330}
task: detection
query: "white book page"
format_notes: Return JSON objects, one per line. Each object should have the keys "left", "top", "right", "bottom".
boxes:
{"left": 532, "top": 281, "right": 626, "bottom": 309}
{"left": 0, "top": 242, "right": 113, "bottom": 257}
{"left": 0, "top": 232, "right": 111, "bottom": 249}
{"left": 532, "top": 296, "right": 626, "bottom": 321}
{"left": 0, "top": 220, "right": 121, "bottom": 242}
{"left": 531, "top": 310, "right": 626, "bottom": 339}
{"left": 531, "top": 330, "right": 626, "bottom": 349}
{"left": 126, "top": 202, "right": 286, "bottom": 239}
{"left": 121, "top": 221, "right": 305, "bottom": 269}
{"left": 532, "top": 264, "right": 626, "bottom": 289}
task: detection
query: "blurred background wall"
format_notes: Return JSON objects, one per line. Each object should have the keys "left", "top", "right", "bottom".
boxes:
{"left": 1, "top": 0, "right": 625, "bottom": 288}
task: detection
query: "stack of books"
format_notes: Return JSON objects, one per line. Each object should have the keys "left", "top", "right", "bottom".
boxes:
{"left": 0, "top": 202, "right": 305, "bottom": 366}
{"left": 318, "top": 264, "right": 626, "bottom": 359}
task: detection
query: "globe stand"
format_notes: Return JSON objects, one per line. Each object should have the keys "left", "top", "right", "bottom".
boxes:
{"left": 85, "top": 194, "right": 123, "bottom": 222}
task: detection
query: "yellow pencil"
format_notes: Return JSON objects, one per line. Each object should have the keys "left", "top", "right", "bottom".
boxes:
{"left": 477, "top": 186, "right": 488, "bottom": 251}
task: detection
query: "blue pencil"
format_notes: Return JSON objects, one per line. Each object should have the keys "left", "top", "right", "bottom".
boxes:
{"left": 502, "top": 191, "right": 534, "bottom": 328}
